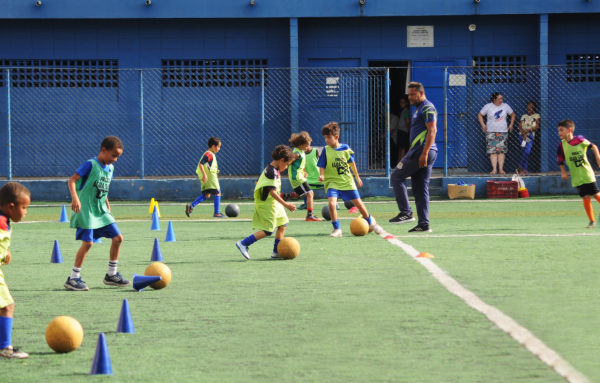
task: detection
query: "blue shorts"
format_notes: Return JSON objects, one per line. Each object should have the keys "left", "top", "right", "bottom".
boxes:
{"left": 327, "top": 189, "right": 360, "bottom": 201}
{"left": 76, "top": 223, "right": 121, "bottom": 242}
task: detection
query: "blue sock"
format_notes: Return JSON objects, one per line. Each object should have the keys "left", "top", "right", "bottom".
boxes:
{"left": 363, "top": 215, "right": 372, "bottom": 225}
{"left": 214, "top": 195, "right": 221, "bottom": 214}
{"left": 273, "top": 239, "right": 280, "bottom": 254}
{"left": 0, "top": 316, "right": 13, "bottom": 349}
{"left": 332, "top": 220, "right": 340, "bottom": 230}
{"left": 303, "top": 196, "right": 307, "bottom": 205}
{"left": 241, "top": 234, "right": 258, "bottom": 247}
{"left": 191, "top": 194, "right": 207, "bottom": 209}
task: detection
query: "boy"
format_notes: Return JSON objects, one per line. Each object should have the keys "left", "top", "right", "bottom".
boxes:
{"left": 288, "top": 131, "right": 321, "bottom": 221}
{"left": 65, "top": 136, "right": 129, "bottom": 291}
{"left": 317, "top": 122, "right": 376, "bottom": 237}
{"left": 236, "top": 145, "right": 296, "bottom": 260}
{"left": 186, "top": 137, "right": 224, "bottom": 218}
{"left": 557, "top": 119, "right": 600, "bottom": 228}
{"left": 0, "top": 182, "right": 30, "bottom": 359}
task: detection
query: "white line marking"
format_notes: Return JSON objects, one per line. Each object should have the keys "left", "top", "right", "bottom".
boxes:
{"left": 374, "top": 225, "right": 591, "bottom": 383}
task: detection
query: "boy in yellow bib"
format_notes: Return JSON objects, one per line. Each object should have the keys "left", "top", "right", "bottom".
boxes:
{"left": 287, "top": 131, "right": 321, "bottom": 221}
{"left": 186, "top": 137, "right": 224, "bottom": 218}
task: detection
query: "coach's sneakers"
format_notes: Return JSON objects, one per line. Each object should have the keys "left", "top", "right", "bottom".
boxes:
{"left": 104, "top": 272, "right": 131, "bottom": 287}
{"left": 271, "top": 252, "right": 282, "bottom": 259}
{"left": 236, "top": 241, "right": 250, "bottom": 260}
{"left": 587, "top": 221, "right": 596, "bottom": 229}
{"left": 185, "top": 204, "right": 192, "bottom": 217}
{"left": 213, "top": 213, "right": 225, "bottom": 218}
{"left": 0, "top": 346, "right": 29, "bottom": 359}
{"left": 306, "top": 214, "right": 322, "bottom": 222}
{"left": 64, "top": 277, "right": 89, "bottom": 291}
{"left": 330, "top": 229, "right": 343, "bottom": 238}
{"left": 408, "top": 224, "right": 432, "bottom": 233}
{"left": 389, "top": 213, "right": 416, "bottom": 224}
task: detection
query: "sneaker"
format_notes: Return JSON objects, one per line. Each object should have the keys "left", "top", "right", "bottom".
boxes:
{"left": 271, "top": 252, "right": 282, "bottom": 259}
{"left": 185, "top": 204, "right": 192, "bottom": 217}
{"left": 236, "top": 240, "right": 250, "bottom": 260}
{"left": 348, "top": 207, "right": 359, "bottom": 214}
{"left": 103, "top": 272, "right": 131, "bottom": 287}
{"left": 213, "top": 213, "right": 225, "bottom": 218}
{"left": 408, "top": 224, "right": 432, "bottom": 233}
{"left": 586, "top": 221, "right": 596, "bottom": 229}
{"left": 330, "top": 228, "right": 343, "bottom": 238}
{"left": 371, "top": 224, "right": 384, "bottom": 235}
{"left": 306, "top": 215, "right": 322, "bottom": 222}
{"left": 297, "top": 203, "right": 307, "bottom": 210}
{"left": 389, "top": 213, "right": 416, "bottom": 224}
{"left": 64, "top": 277, "right": 89, "bottom": 291}
{"left": 0, "top": 346, "right": 29, "bottom": 359}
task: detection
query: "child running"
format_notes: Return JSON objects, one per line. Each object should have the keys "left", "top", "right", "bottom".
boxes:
{"left": 236, "top": 145, "right": 296, "bottom": 260}
{"left": 317, "top": 121, "right": 375, "bottom": 237}
{"left": 288, "top": 131, "right": 321, "bottom": 221}
{"left": 186, "top": 136, "right": 224, "bottom": 218}
{"left": 0, "top": 182, "right": 30, "bottom": 359}
{"left": 557, "top": 119, "right": 600, "bottom": 228}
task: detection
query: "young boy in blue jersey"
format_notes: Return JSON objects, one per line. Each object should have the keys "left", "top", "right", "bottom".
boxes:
{"left": 186, "top": 137, "right": 224, "bottom": 218}
{"left": 317, "top": 122, "right": 376, "bottom": 237}
{"left": 0, "top": 182, "right": 30, "bottom": 359}
{"left": 65, "top": 136, "right": 129, "bottom": 291}
{"left": 236, "top": 145, "right": 296, "bottom": 260}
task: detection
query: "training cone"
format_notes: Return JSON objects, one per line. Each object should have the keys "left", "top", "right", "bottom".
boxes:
{"left": 165, "top": 221, "right": 176, "bottom": 242}
{"left": 116, "top": 299, "right": 135, "bottom": 333}
{"left": 148, "top": 198, "right": 156, "bottom": 214}
{"left": 59, "top": 205, "right": 69, "bottom": 223}
{"left": 151, "top": 238, "right": 163, "bottom": 261}
{"left": 132, "top": 274, "right": 162, "bottom": 291}
{"left": 51, "top": 240, "right": 63, "bottom": 263}
{"left": 90, "top": 333, "right": 112, "bottom": 375}
{"left": 151, "top": 208, "right": 160, "bottom": 231}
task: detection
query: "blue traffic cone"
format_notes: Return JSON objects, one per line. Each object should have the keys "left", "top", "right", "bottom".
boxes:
{"left": 116, "top": 299, "right": 135, "bottom": 333}
{"left": 132, "top": 274, "right": 162, "bottom": 291}
{"left": 51, "top": 240, "right": 63, "bottom": 263}
{"left": 151, "top": 207, "right": 160, "bottom": 231}
{"left": 165, "top": 221, "right": 176, "bottom": 242}
{"left": 59, "top": 205, "right": 69, "bottom": 223}
{"left": 90, "top": 333, "right": 112, "bottom": 375}
{"left": 94, "top": 237, "right": 103, "bottom": 244}
{"left": 151, "top": 238, "right": 163, "bottom": 261}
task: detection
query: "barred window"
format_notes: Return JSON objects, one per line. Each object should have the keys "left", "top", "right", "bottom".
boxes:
{"left": 566, "top": 54, "right": 600, "bottom": 83}
{"left": 471, "top": 56, "right": 527, "bottom": 84}
{"left": 161, "top": 59, "right": 268, "bottom": 88}
{"left": 0, "top": 59, "right": 119, "bottom": 88}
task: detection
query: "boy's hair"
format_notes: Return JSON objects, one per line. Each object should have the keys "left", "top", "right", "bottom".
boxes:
{"left": 558, "top": 119, "right": 575, "bottom": 130}
{"left": 271, "top": 145, "right": 295, "bottom": 162}
{"left": 0, "top": 182, "right": 31, "bottom": 205}
{"left": 208, "top": 137, "right": 221, "bottom": 148}
{"left": 408, "top": 81, "right": 425, "bottom": 93}
{"left": 321, "top": 121, "right": 340, "bottom": 137}
{"left": 101, "top": 136, "right": 124, "bottom": 151}
{"left": 289, "top": 131, "right": 312, "bottom": 148}
{"left": 527, "top": 100, "right": 537, "bottom": 110}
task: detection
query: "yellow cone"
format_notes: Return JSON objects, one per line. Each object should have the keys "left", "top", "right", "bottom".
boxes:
{"left": 148, "top": 198, "right": 156, "bottom": 214}
{"left": 417, "top": 252, "right": 434, "bottom": 259}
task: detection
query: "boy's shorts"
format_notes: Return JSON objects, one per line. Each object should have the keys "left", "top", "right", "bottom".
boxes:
{"left": 293, "top": 182, "right": 312, "bottom": 197}
{"left": 327, "top": 189, "right": 360, "bottom": 201}
{"left": 0, "top": 269, "right": 14, "bottom": 308}
{"left": 576, "top": 182, "right": 600, "bottom": 197}
{"left": 308, "top": 183, "right": 324, "bottom": 190}
{"left": 76, "top": 223, "right": 121, "bottom": 242}
{"left": 201, "top": 189, "right": 220, "bottom": 196}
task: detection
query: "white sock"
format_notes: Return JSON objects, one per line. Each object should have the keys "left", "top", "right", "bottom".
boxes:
{"left": 108, "top": 260, "right": 118, "bottom": 276}
{"left": 70, "top": 267, "right": 81, "bottom": 280}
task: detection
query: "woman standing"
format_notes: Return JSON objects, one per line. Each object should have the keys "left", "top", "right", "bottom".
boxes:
{"left": 478, "top": 92, "right": 516, "bottom": 175}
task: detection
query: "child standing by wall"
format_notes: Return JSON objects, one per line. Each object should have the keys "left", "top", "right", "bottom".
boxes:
{"left": 288, "top": 131, "right": 321, "bottom": 221}
{"left": 65, "top": 136, "right": 129, "bottom": 291}
{"left": 557, "top": 119, "right": 600, "bottom": 228}
{"left": 0, "top": 182, "right": 30, "bottom": 359}
{"left": 317, "top": 122, "right": 375, "bottom": 237}
{"left": 518, "top": 101, "right": 540, "bottom": 174}
{"left": 186, "top": 137, "right": 224, "bottom": 218}
{"left": 236, "top": 145, "right": 296, "bottom": 260}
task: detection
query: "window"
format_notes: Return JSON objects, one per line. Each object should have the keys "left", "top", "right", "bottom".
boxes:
{"left": 566, "top": 54, "right": 600, "bottom": 83}
{"left": 161, "top": 59, "right": 268, "bottom": 88}
{"left": 471, "top": 56, "right": 527, "bottom": 84}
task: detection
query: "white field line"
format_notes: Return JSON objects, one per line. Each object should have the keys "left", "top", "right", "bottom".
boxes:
{"left": 373, "top": 224, "right": 591, "bottom": 383}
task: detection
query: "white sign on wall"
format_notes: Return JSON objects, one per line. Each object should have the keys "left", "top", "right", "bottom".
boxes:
{"left": 407, "top": 25, "right": 434, "bottom": 48}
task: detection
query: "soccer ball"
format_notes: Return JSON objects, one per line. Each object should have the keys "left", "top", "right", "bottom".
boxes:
{"left": 350, "top": 217, "right": 369, "bottom": 236}
{"left": 344, "top": 200, "right": 355, "bottom": 209}
{"left": 144, "top": 262, "right": 172, "bottom": 289}
{"left": 45, "top": 316, "right": 84, "bottom": 353}
{"left": 225, "top": 203, "right": 240, "bottom": 217}
{"left": 321, "top": 205, "right": 331, "bottom": 221}
{"left": 277, "top": 237, "right": 300, "bottom": 259}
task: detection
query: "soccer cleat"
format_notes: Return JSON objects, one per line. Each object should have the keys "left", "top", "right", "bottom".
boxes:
{"left": 408, "top": 224, "right": 432, "bottom": 233}
{"left": 389, "top": 213, "right": 416, "bottom": 224}
{"left": 297, "top": 203, "right": 307, "bottom": 210}
{"left": 271, "top": 252, "right": 282, "bottom": 259}
{"left": 103, "top": 272, "right": 131, "bottom": 287}
{"left": 185, "top": 204, "right": 192, "bottom": 217}
{"left": 305, "top": 215, "right": 322, "bottom": 222}
{"left": 586, "top": 221, "right": 596, "bottom": 229}
{"left": 236, "top": 241, "right": 250, "bottom": 260}
{"left": 213, "top": 213, "right": 225, "bottom": 218}
{"left": 64, "top": 277, "right": 89, "bottom": 291}
{"left": 0, "top": 346, "right": 29, "bottom": 359}
{"left": 330, "top": 228, "right": 343, "bottom": 238}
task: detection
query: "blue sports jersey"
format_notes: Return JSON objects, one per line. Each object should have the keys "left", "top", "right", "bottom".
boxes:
{"left": 74, "top": 158, "right": 113, "bottom": 191}
{"left": 409, "top": 99, "right": 438, "bottom": 152}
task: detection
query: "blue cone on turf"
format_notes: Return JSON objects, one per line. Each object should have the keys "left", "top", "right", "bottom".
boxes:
{"left": 59, "top": 205, "right": 69, "bottom": 223}
{"left": 165, "top": 221, "right": 176, "bottom": 242}
{"left": 151, "top": 238, "right": 163, "bottom": 261}
{"left": 151, "top": 207, "right": 160, "bottom": 231}
{"left": 90, "top": 333, "right": 112, "bottom": 375}
{"left": 51, "top": 240, "right": 63, "bottom": 263}
{"left": 116, "top": 298, "right": 135, "bottom": 333}
{"left": 132, "top": 274, "right": 162, "bottom": 291}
